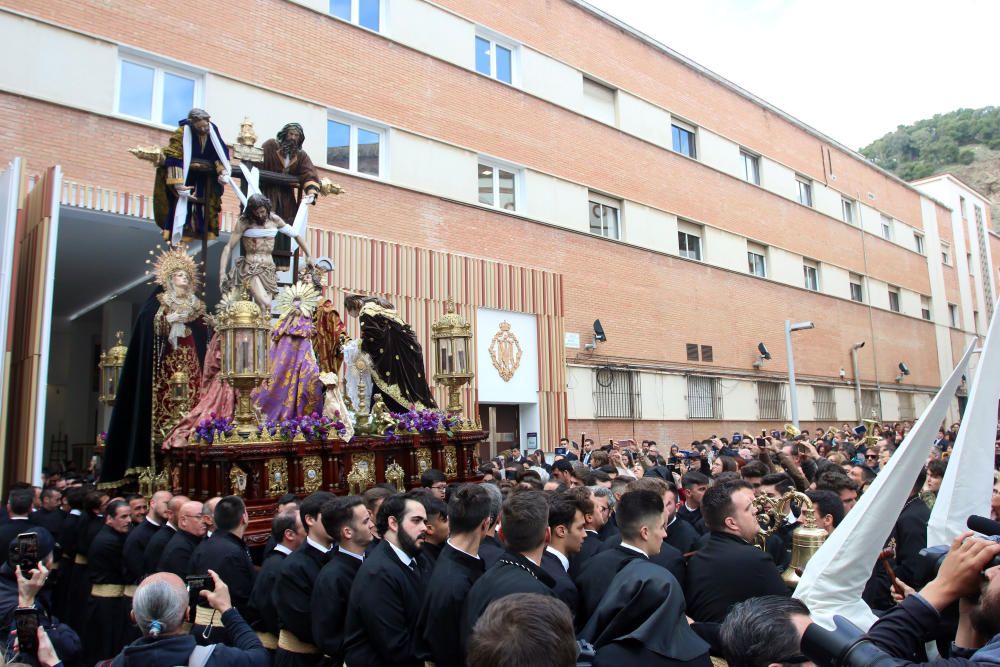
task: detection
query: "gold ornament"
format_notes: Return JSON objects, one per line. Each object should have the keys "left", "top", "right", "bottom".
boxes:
{"left": 149, "top": 243, "right": 201, "bottom": 293}
{"left": 488, "top": 321, "right": 522, "bottom": 382}
{"left": 275, "top": 281, "right": 322, "bottom": 320}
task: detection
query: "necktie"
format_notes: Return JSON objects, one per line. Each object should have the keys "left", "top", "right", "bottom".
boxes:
{"left": 408, "top": 559, "right": 417, "bottom": 574}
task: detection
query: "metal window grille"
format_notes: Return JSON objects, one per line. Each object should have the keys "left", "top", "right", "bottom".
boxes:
{"left": 897, "top": 392, "right": 915, "bottom": 421}
{"left": 687, "top": 376, "right": 723, "bottom": 419}
{"left": 593, "top": 368, "right": 641, "bottom": 419}
{"left": 813, "top": 386, "right": 836, "bottom": 421}
{"left": 757, "top": 381, "right": 786, "bottom": 420}
{"left": 861, "top": 389, "right": 882, "bottom": 420}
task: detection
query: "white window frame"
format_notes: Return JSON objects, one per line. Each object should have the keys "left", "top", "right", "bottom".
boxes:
{"left": 114, "top": 52, "right": 203, "bottom": 127}
{"left": 920, "top": 296, "right": 931, "bottom": 321}
{"left": 880, "top": 215, "right": 893, "bottom": 240}
{"left": 325, "top": 111, "right": 388, "bottom": 178}
{"left": 474, "top": 31, "right": 518, "bottom": 86}
{"left": 747, "top": 242, "right": 767, "bottom": 278}
{"left": 740, "top": 149, "right": 760, "bottom": 185}
{"left": 588, "top": 191, "right": 621, "bottom": 240}
{"left": 582, "top": 77, "right": 617, "bottom": 125}
{"left": 677, "top": 221, "right": 703, "bottom": 261}
{"left": 913, "top": 231, "right": 925, "bottom": 255}
{"left": 888, "top": 286, "right": 901, "bottom": 313}
{"left": 477, "top": 157, "right": 522, "bottom": 212}
{"left": 327, "top": 0, "right": 383, "bottom": 31}
{"left": 841, "top": 197, "right": 856, "bottom": 225}
{"left": 940, "top": 241, "right": 952, "bottom": 266}
{"left": 796, "top": 175, "right": 813, "bottom": 207}
{"left": 671, "top": 119, "right": 698, "bottom": 159}
{"left": 849, "top": 273, "right": 864, "bottom": 303}
{"left": 803, "top": 259, "right": 820, "bottom": 292}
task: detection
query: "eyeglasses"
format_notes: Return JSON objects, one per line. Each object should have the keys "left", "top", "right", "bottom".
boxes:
{"left": 431, "top": 484, "right": 448, "bottom": 491}
{"left": 865, "top": 454, "right": 878, "bottom": 459}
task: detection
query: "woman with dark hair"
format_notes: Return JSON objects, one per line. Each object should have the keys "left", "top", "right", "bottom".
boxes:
{"left": 710, "top": 455, "right": 738, "bottom": 477}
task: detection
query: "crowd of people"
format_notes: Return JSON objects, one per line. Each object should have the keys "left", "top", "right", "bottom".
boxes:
{"left": 2, "top": 420, "right": 999, "bottom": 667}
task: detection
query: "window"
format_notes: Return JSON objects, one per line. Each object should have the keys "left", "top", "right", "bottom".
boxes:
{"left": 941, "top": 242, "right": 952, "bottom": 266}
{"left": 677, "top": 222, "right": 703, "bottom": 261}
{"left": 116, "top": 57, "right": 199, "bottom": 125}
{"left": 796, "top": 175, "right": 813, "bottom": 207}
{"left": 747, "top": 242, "right": 767, "bottom": 278}
{"left": 687, "top": 376, "right": 723, "bottom": 419}
{"left": 914, "top": 232, "right": 925, "bottom": 255}
{"left": 803, "top": 259, "right": 819, "bottom": 291}
{"left": 583, "top": 78, "right": 616, "bottom": 125}
{"left": 973, "top": 310, "right": 980, "bottom": 334}
{"left": 686, "top": 344, "right": 699, "bottom": 362}
{"left": 842, "top": 198, "right": 856, "bottom": 225}
{"left": 589, "top": 193, "right": 621, "bottom": 240}
{"left": 897, "top": 392, "right": 915, "bottom": 421}
{"left": 475, "top": 35, "right": 513, "bottom": 84}
{"left": 968, "top": 253, "right": 975, "bottom": 276}
{"left": 672, "top": 121, "right": 697, "bottom": 158}
{"left": 593, "top": 368, "right": 641, "bottom": 419}
{"left": 700, "top": 345, "right": 714, "bottom": 362}
{"left": 849, "top": 273, "right": 864, "bottom": 303}
{"left": 757, "top": 382, "right": 786, "bottom": 420}
{"left": 813, "top": 386, "right": 836, "bottom": 421}
{"left": 948, "top": 303, "right": 958, "bottom": 327}
{"left": 959, "top": 196, "right": 967, "bottom": 219}
{"left": 478, "top": 161, "right": 518, "bottom": 211}
{"left": 740, "top": 150, "right": 760, "bottom": 185}
{"left": 861, "top": 389, "right": 881, "bottom": 420}
{"left": 326, "top": 117, "right": 384, "bottom": 176}
{"left": 920, "top": 296, "right": 931, "bottom": 321}
{"left": 685, "top": 343, "right": 713, "bottom": 363}
{"left": 329, "top": 0, "right": 380, "bottom": 30}
{"left": 880, "top": 215, "right": 893, "bottom": 240}
{"left": 888, "top": 286, "right": 900, "bottom": 312}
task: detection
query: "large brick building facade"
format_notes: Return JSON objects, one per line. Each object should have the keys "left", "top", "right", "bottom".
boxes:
{"left": 1, "top": 0, "right": 997, "bottom": 474}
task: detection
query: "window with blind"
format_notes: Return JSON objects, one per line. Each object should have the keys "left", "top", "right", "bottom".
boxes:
{"left": 687, "top": 376, "right": 723, "bottom": 419}
{"left": 757, "top": 382, "right": 786, "bottom": 420}
{"left": 813, "top": 386, "right": 836, "bottom": 420}
{"left": 593, "top": 368, "right": 641, "bottom": 419}
{"left": 861, "top": 389, "right": 881, "bottom": 420}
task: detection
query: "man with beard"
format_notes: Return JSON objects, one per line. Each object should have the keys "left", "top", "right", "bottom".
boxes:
{"left": 343, "top": 494, "right": 428, "bottom": 667}
{"left": 220, "top": 193, "right": 313, "bottom": 315}
{"left": 260, "top": 123, "right": 321, "bottom": 270}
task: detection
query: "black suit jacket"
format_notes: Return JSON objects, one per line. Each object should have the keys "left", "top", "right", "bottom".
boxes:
{"left": 599, "top": 536, "right": 686, "bottom": 583}
{"left": 676, "top": 504, "right": 706, "bottom": 534}
{"left": 245, "top": 547, "right": 287, "bottom": 635}
{"left": 157, "top": 529, "right": 202, "bottom": 578}
{"left": 32, "top": 509, "right": 65, "bottom": 546}
{"left": 541, "top": 550, "right": 579, "bottom": 621}
{"left": 190, "top": 531, "right": 256, "bottom": 617}
{"left": 87, "top": 525, "right": 127, "bottom": 585}
{"left": 576, "top": 545, "right": 648, "bottom": 623}
{"left": 598, "top": 515, "right": 621, "bottom": 543}
{"left": 415, "top": 542, "right": 485, "bottom": 667}
{"left": 684, "top": 532, "right": 788, "bottom": 623}
{"left": 0, "top": 517, "right": 35, "bottom": 554}
{"left": 311, "top": 549, "right": 363, "bottom": 666}
{"left": 274, "top": 542, "right": 330, "bottom": 648}
{"left": 569, "top": 530, "right": 603, "bottom": 579}
{"left": 665, "top": 517, "right": 701, "bottom": 555}
{"left": 122, "top": 518, "right": 160, "bottom": 582}
{"left": 143, "top": 524, "right": 178, "bottom": 574}
{"left": 344, "top": 539, "right": 426, "bottom": 667}
{"left": 478, "top": 534, "right": 505, "bottom": 568}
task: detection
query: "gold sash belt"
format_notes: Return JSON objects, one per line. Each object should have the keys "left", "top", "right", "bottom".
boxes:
{"left": 278, "top": 630, "right": 319, "bottom": 654}
{"left": 74, "top": 555, "right": 88, "bottom": 565}
{"left": 256, "top": 632, "right": 278, "bottom": 649}
{"left": 124, "top": 584, "right": 137, "bottom": 597}
{"left": 194, "top": 606, "right": 226, "bottom": 628}
{"left": 91, "top": 583, "right": 125, "bottom": 598}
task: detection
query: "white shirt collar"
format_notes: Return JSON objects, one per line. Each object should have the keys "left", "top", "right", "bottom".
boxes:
{"left": 69, "top": 509, "right": 82, "bottom": 516}
{"left": 545, "top": 545, "right": 569, "bottom": 571}
{"left": 339, "top": 546, "right": 364, "bottom": 562}
{"left": 446, "top": 539, "right": 479, "bottom": 560}
{"left": 585, "top": 528, "right": 598, "bottom": 535}
{"left": 146, "top": 516, "right": 161, "bottom": 528}
{"left": 684, "top": 501, "right": 698, "bottom": 512}
{"left": 306, "top": 536, "right": 332, "bottom": 553}
{"left": 274, "top": 544, "right": 292, "bottom": 556}
{"left": 387, "top": 539, "right": 414, "bottom": 568}
{"left": 668, "top": 515, "right": 678, "bottom": 527}
{"left": 620, "top": 541, "right": 648, "bottom": 557}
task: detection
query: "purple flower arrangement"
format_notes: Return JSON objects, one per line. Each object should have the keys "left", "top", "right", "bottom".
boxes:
{"left": 257, "top": 412, "right": 348, "bottom": 442}
{"left": 193, "top": 413, "right": 235, "bottom": 444}
{"left": 385, "top": 407, "right": 461, "bottom": 441}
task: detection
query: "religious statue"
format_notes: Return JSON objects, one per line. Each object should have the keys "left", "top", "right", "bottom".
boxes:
{"left": 153, "top": 108, "right": 232, "bottom": 246}
{"left": 260, "top": 123, "right": 321, "bottom": 268}
{"left": 220, "top": 193, "right": 313, "bottom": 315}
{"left": 253, "top": 282, "right": 324, "bottom": 421}
{"left": 100, "top": 246, "right": 208, "bottom": 488}
{"left": 344, "top": 294, "right": 436, "bottom": 413}
{"left": 161, "top": 292, "right": 240, "bottom": 449}
{"left": 320, "top": 372, "right": 354, "bottom": 441}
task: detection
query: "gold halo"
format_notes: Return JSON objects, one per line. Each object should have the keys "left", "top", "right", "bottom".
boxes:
{"left": 152, "top": 244, "right": 202, "bottom": 292}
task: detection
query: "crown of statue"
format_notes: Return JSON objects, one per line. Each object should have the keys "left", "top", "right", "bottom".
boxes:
{"left": 146, "top": 243, "right": 202, "bottom": 292}
{"left": 499, "top": 321, "right": 511, "bottom": 331}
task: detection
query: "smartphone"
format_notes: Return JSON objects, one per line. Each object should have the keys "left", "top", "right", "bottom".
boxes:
{"left": 756, "top": 437, "right": 766, "bottom": 447}
{"left": 15, "top": 608, "right": 39, "bottom": 656}
{"left": 771, "top": 430, "right": 781, "bottom": 439}
{"left": 185, "top": 574, "right": 214, "bottom": 606}
{"left": 554, "top": 447, "right": 567, "bottom": 456}
{"left": 732, "top": 434, "right": 742, "bottom": 444}
{"left": 16, "top": 533, "right": 39, "bottom": 573}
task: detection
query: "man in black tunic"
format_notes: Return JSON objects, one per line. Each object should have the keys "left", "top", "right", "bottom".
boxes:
{"left": 143, "top": 495, "right": 188, "bottom": 576}
{"left": 477, "top": 483, "right": 505, "bottom": 567}
{"left": 662, "top": 480, "right": 701, "bottom": 555}
{"left": 274, "top": 492, "right": 335, "bottom": 667}
{"left": 677, "top": 471, "right": 710, "bottom": 534}
{"left": 568, "top": 486, "right": 606, "bottom": 578}
{"left": 600, "top": 477, "right": 687, "bottom": 581}
{"left": 685, "top": 479, "right": 788, "bottom": 623}
{"left": 541, "top": 490, "right": 590, "bottom": 623}
{"left": 32, "top": 488, "right": 65, "bottom": 545}
{"left": 157, "top": 500, "right": 205, "bottom": 578}
{"left": 246, "top": 509, "right": 304, "bottom": 651}
{"left": 415, "top": 484, "right": 492, "bottom": 667}
{"left": 462, "top": 490, "right": 558, "bottom": 650}
{"left": 343, "top": 494, "right": 428, "bottom": 667}
{"left": 123, "top": 490, "right": 172, "bottom": 587}
{"left": 64, "top": 489, "right": 107, "bottom": 635}
{"left": 85, "top": 499, "right": 131, "bottom": 665}
{"left": 311, "top": 496, "right": 374, "bottom": 667}
{"left": 189, "top": 496, "right": 256, "bottom": 645}
{"left": 53, "top": 486, "right": 85, "bottom": 621}
{"left": 576, "top": 489, "right": 668, "bottom": 624}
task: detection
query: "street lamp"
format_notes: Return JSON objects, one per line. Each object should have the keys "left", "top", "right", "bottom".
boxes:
{"left": 785, "top": 320, "right": 815, "bottom": 430}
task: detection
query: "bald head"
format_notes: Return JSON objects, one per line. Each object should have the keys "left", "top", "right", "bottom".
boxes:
{"left": 150, "top": 491, "right": 173, "bottom": 524}
{"left": 166, "top": 495, "right": 189, "bottom": 528}
{"left": 133, "top": 572, "right": 188, "bottom": 637}
{"left": 202, "top": 496, "right": 221, "bottom": 533}
{"left": 178, "top": 501, "right": 205, "bottom": 537}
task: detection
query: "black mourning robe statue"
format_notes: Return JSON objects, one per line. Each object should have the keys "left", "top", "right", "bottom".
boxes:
{"left": 101, "top": 289, "right": 207, "bottom": 487}
{"left": 310, "top": 549, "right": 364, "bottom": 666}
{"left": 581, "top": 560, "right": 711, "bottom": 667}
{"left": 415, "top": 543, "right": 485, "bottom": 667}
{"left": 357, "top": 300, "right": 435, "bottom": 413}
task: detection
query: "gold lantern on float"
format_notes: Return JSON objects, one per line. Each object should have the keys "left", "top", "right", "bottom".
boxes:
{"left": 753, "top": 490, "right": 828, "bottom": 589}
{"left": 431, "top": 298, "right": 474, "bottom": 414}
{"left": 98, "top": 331, "right": 128, "bottom": 405}
{"left": 218, "top": 292, "right": 271, "bottom": 437}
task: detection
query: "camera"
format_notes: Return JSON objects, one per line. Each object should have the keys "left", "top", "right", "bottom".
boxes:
{"left": 801, "top": 615, "right": 901, "bottom": 667}
{"left": 919, "top": 515, "right": 1000, "bottom": 577}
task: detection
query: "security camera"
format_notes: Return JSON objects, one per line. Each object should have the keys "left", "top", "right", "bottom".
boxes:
{"left": 898, "top": 362, "right": 910, "bottom": 376}
{"left": 757, "top": 342, "right": 771, "bottom": 360}
{"left": 593, "top": 320, "right": 607, "bottom": 343}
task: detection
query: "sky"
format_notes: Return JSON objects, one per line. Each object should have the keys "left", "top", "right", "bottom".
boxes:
{"left": 584, "top": 0, "right": 1000, "bottom": 150}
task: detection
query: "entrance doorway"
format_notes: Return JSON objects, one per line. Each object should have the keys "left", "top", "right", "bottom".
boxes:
{"left": 479, "top": 404, "right": 520, "bottom": 461}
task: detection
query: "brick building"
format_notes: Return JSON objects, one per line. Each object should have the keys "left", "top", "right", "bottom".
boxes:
{"left": 0, "top": 0, "right": 997, "bottom": 481}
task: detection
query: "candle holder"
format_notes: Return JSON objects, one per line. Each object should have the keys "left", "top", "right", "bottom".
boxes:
{"left": 218, "top": 292, "right": 271, "bottom": 437}
{"left": 98, "top": 331, "right": 128, "bottom": 405}
{"left": 431, "top": 298, "right": 474, "bottom": 414}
